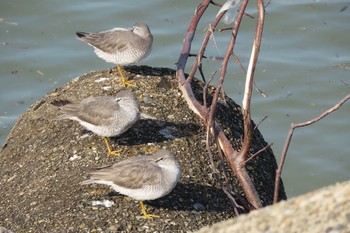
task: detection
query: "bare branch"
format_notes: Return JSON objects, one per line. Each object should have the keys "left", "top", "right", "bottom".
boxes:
{"left": 232, "top": 51, "right": 246, "bottom": 73}
{"left": 254, "top": 115, "right": 268, "bottom": 130}
{"left": 198, "top": 63, "right": 207, "bottom": 83}
{"left": 187, "top": 9, "right": 226, "bottom": 84}
{"left": 244, "top": 143, "right": 273, "bottom": 164}
{"left": 176, "top": 0, "right": 267, "bottom": 210}
{"left": 203, "top": 72, "right": 216, "bottom": 109}
{"left": 210, "top": 0, "right": 223, "bottom": 7}
{"left": 273, "top": 93, "right": 350, "bottom": 203}
{"left": 240, "top": 0, "right": 265, "bottom": 160}
{"left": 204, "top": 77, "right": 241, "bottom": 215}
{"left": 206, "top": 121, "right": 241, "bottom": 216}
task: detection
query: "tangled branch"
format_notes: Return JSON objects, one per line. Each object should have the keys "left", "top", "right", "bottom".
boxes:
{"left": 176, "top": 0, "right": 349, "bottom": 214}
{"left": 176, "top": 0, "right": 265, "bottom": 211}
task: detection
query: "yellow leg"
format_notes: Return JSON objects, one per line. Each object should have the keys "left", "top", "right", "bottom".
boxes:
{"left": 103, "top": 137, "right": 121, "bottom": 157}
{"left": 117, "top": 65, "right": 136, "bottom": 88}
{"left": 139, "top": 201, "right": 159, "bottom": 219}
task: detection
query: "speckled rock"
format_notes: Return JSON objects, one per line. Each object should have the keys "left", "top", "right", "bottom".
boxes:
{"left": 0, "top": 66, "right": 286, "bottom": 232}
{"left": 195, "top": 180, "right": 350, "bottom": 233}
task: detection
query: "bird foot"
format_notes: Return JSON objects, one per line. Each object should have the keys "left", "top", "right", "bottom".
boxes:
{"left": 107, "top": 149, "right": 122, "bottom": 157}
{"left": 103, "top": 137, "right": 122, "bottom": 157}
{"left": 141, "top": 213, "right": 160, "bottom": 219}
{"left": 121, "top": 78, "right": 137, "bottom": 88}
{"left": 139, "top": 201, "right": 160, "bottom": 219}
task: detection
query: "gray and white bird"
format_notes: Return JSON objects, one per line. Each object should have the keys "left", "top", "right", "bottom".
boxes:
{"left": 52, "top": 89, "right": 140, "bottom": 156}
{"left": 81, "top": 149, "right": 182, "bottom": 219}
{"left": 76, "top": 23, "right": 153, "bottom": 87}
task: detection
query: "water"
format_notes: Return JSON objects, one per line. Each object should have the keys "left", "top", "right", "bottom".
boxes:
{"left": 1, "top": 0, "right": 349, "bottom": 198}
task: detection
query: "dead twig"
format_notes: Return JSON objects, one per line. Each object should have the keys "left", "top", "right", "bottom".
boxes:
{"left": 176, "top": 0, "right": 266, "bottom": 210}
{"left": 244, "top": 143, "right": 273, "bottom": 164}
{"left": 254, "top": 115, "right": 268, "bottom": 130}
{"left": 273, "top": 94, "right": 350, "bottom": 203}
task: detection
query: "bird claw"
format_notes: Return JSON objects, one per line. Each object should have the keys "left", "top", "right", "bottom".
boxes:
{"left": 139, "top": 201, "right": 160, "bottom": 219}
{"left": 104, "top": 137, "right": 122, "bottom": 157}
{"left": 122, "top": 78, "right": 137, "bottom": 88}
{"left": 107, "top": 149, "right": 122, "bottom": 157}
{"left": 117, "top": 65, "right": 137, "bottom": 88}
{"left": 141, "top": 213, "right": 160, "bottom": 219}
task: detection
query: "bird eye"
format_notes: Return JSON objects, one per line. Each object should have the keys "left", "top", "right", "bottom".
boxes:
{"left": 156, "top": 157, "right": 164, "bottom": 162}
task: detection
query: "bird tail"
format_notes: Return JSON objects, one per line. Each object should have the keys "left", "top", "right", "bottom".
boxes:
{"left": 53, "top": 114, "right": 71, "bottom": 121}
{"left": 76, "top": 32, "right": 89, "bottom": 39}
{"left": 51, "top": 100, "right": 74, "bottom": 120}
{"left": 51, "top": 99, "right": 72, "bottom": 107}
{"left": 80, "top": 179, "right": 98, "bottom": 185}
{"left": 80, "top": 165, "right": 115, "bottom": 186}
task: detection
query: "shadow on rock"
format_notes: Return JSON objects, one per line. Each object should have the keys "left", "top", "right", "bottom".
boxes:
{"left": 104, "top": 182, "right": 233, "bottom": 213}
{"left": 111, "top": 119, "right": 201, "bottom": 146}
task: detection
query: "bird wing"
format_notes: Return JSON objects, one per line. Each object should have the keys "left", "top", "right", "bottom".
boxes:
{"left": 87, "top": 156, "right": 163, "bottom": 189}
{"left": 53, "top": 101, "right": 81, "bottom": 120}
{"left": 75, "top": 96, "right": 120, "bottom": 126}
{"left": 77, "top": 29, "right": 134, "bottom": 54}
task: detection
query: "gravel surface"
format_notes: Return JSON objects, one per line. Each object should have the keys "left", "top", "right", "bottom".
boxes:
{"left": 0, "top": 66, "right": 286, "bottom": 232}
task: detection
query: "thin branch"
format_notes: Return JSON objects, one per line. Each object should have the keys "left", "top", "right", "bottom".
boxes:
{"left": 273, "top": 93, "right": 350, "bottom": 203}
{"left": 244, "top": 12, "right": 255, "bottom": 19}
{"left": 206, "top": 122, "right": 241, "bottom": 216}
{"left": 198, "top": 63, "right": 207, "bottom": 83}
{"left": 176, "top": 0, "right": 266, "bottom": 210}
{"left": 204, "top": 79, "right": 240, "bottom": 215}
{"left": 203, "top": 72, "right": 216, "bottom": 109}
{"left": 240, "top": 0, "right": 265, "bottom": 160}
{"left": 206, "top": 0, "right": 263, "bottom": 208}
{"left": 210, "top": 0, "right": 223, "bottom": 7}
{"left": 254, "top": 115, "right": 268, "bottom": 130}
{"left": 217, "top": 27, "right": 232, "bottom": 32}
{"left": 244, "top": 143, "right": 273, "bottom": 164}
{"left": 232, "top": 51, "right": 246, "bottom": 73}
{"left": 187, "top": 9, "right": 226, "bottom": 84}
{"left": 265, "top": 0, "right": 272, "bottom": 8}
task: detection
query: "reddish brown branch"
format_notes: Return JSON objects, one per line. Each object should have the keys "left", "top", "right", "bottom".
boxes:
{"left": 254, "top": 115, "right": 268, "bottom": 130}
{"left": 232, "top": 51, "right": 246, "bottom": 73}
{"left": 240, "top": 0, "right": 265, "bottom": 160}
{"left": 187, "top": 14, "right": 226, "bottom": 84}
{"left": 244, "top": 143, "right": 273, "bottom": 164}
{"left": 177, "top": 0, "right": 211, "bottom": 117}
{"left": 206, "top": 119, "right": 241, "bottom": 216}
{"left": 207, "top": 0, "right": 263, "bottom": 210}
{"left": 273, "top": 94, "right": 350, "bottom": 203}
{"left": 176, "top": 0, "right": 266, "bottom": 210}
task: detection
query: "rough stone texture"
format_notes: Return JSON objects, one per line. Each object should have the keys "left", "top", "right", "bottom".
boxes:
{"left": 0, "top": 66, "right": 285, "bottom": 232}
{"left": 195, "top": 180, "right": 350, "bottom": 233}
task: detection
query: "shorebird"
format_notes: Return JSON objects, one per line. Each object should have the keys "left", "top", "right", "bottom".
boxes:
{"left": 76, "top": 23, "right": 153, "bottom": 87}
{"left": 52, "top": 89, "right": 140, "bottom": 156}
{"left": 81, "top": 149, "right": 182, "bottom": 218}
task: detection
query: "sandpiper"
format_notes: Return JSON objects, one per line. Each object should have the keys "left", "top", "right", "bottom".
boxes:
{"left": 76, "top": 23, "right": 153, "bottom": 87}
{"left": 52, "top": 89, "right": 140, "bottom": 156}
{"left": 81, "top": 149, "right": 182, "bottom": 219}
